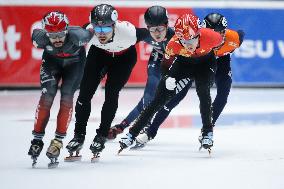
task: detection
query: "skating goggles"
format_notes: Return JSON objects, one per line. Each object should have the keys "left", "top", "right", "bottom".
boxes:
{"left": 94, "top": 26, "right": 113, "bottom": 33}
{"left": 179, "top": 35, "right": 199, "bottom": 45}
{"left": 46, "top": 30, "right": 68, "bottom": 39}
{"left": 148, "top": 25, "right": 166, "bottom": 33}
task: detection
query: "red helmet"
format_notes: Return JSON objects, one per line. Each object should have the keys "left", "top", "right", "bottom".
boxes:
{"left": 42, "top": 11, "right": 69, "bottom": 33}
{"left": 174, "top": 13, "right": 201, "bottom": 40}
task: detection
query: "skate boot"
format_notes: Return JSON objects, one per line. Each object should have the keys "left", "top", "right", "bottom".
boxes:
{"left": 198, "top": 131, "right": 213, "bottom": 155}
{"left": 139, "top": 123, "right": 150, "bottom": 135}
{"left": 130, "top": 131, "right": 152, "bottom": 150}
{"left": 46, "top": 139, "right": 63, "bottom": 168}
{"left": 28, "top": 139, "right": 44, "bottom": 168}
{"left": 118, "top": 133, "right": 135, "bottom": 154}
{"left": 65, "top": 134, "right": 85, "bottom": 162}
{"left": 107, "top": 123, "right": 125, "bottom": 140}
{"left": 89, "top": 135, "right": 106, "bottom": 163}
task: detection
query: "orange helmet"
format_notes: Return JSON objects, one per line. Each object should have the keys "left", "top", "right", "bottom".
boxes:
{"left": 174, "top": 13, "right": 201, "bottom": 40}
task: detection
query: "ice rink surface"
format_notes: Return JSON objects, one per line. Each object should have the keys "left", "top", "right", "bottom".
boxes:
{"left": 0, "top": 88, "right": 284, "bottom": 189}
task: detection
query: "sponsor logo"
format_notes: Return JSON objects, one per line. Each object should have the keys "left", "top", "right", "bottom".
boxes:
{"left": 46, "top": 45, "right": 53, "bottom": 51}
{"left": 228, "top": 71, "right": 232, "bottom": 78}
{"left": 151, "top": 41, "right": 159, "bottom": 46}
{"left": 0, "top": 20, "right": 21, "bottom": 60}
{"left": 42, "top": 88, "right": 47, "bottom": 94}
{"left": 2, "top": 19, "right": 284, "bottom": 63}
{"left": 234, "top": 40, "right": 284, "bottom": 58}
{"left": 163, "top": 106, "right": 170, "bottom": 111}
{"left": 79, "top": 41, "right": 88, "bottom": 46}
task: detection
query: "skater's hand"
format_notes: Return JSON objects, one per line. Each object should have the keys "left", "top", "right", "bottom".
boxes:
{"left": 107, "top": 125, "right": 124, "bottom": 140}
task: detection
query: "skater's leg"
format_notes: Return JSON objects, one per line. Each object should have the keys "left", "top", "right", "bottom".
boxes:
{"left": 95, "top": 47, "right": 137, "bottom": 138}
{"left": 29, "top": 55, "right": 59, "bottom": 159}
{"left": 90, "top": 47, "right": 137, "bottom": 159}
{"left": 50, "top": 53, "right": 85, "bottom": 161}
{"left": 212, "top": 56, "right": 232, "bottom": 124}
{"left": 129, "top": 76, "right": 176, "bottom": 137}
{"left": 73, "top": 46, "right": 107, "bottom": 137}
{"left": 108, "top": 57, "right": 161, "bottom": 139}
{"left": 195, "top": 58, "right": 216, "bottom": 151}
{"left": 148, "top": 79, "right": 192, "bottom": 138}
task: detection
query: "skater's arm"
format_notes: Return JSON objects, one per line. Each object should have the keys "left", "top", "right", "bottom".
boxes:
{"left": 69, "top": 26, "right": 94, "bottom": 47}
{"left": 160, "top": 55, "right": 177, "bottom": 76}
{"left": 160, "top": 38, "right": 179, "bottom": 76}
{"left": 237, "top": 30, "right": 245, "bottom": 45}
{"left": 31, "top": 29, "right": 50, "bottom": 49}
{"left": 136, "top": 28, "right": 150, "bottom": 43}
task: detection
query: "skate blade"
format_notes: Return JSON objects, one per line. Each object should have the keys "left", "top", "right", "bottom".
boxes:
{"left": 208, "top": 148, "right": 212, "bottom": 156}
{"left": 130, "top": 143, "right": 145, "bottom": 150}
{"left": 32, "top": 161, "right": 37, "bottom": 168}
{"left": 31, "top": 157, "right": 37, "bottom": 168}
{"left": 91, "top": 152, "right": 100, "bottom": 163}
{"left": 118, "top": 141, "right": 130, "bottom": 154}
{"left": 117, "top": 148, "right": 124, "bottom": 155}
{"left": 64, "top": 155, "right": 82, "bottom": 162}
{"left": 91, "top": 156, "right": 100, "bottom": 163}
{"left": 199, "top": 145, "right": 213, "bottom": 156}
{"left": 48, "top": 162, "right": 59, "bottom": 169}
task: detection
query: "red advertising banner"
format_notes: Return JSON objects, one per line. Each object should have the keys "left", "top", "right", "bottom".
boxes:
{"left": 0, "top": 6, "right": 192, "bottom": 87}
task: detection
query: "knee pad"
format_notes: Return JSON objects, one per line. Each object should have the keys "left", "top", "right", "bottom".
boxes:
{"left": 40, "top": 92, "right": 56, "bottom": 108}
{"left": 165, "top": 77, "right": 176, "bottom": 90}
{"left": 60, "top": 94, "right": 73, "bottom": 105}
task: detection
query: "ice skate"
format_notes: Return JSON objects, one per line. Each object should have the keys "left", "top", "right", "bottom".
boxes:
{"left": 118, "top": 133, "right": 135, "bottom": 154}
{"left": 28, "top": 139, "right": 44, "bottom": 168}
{"left": 130, "top": 132, "right": 152, "bottom": 150}
{"left": 46, "top": 139, "right": 63, "bottom": 168}
{"left": 107, "top": 124, "right": 125, "bottom": 140}
{"left": 65, "top": 135, "right": 85, "bottom": 162}
{"left": 139, "top": 124, "right": 150, "bottom": 135}
{"left": 198, "top": 131, "right": 213, "bottom": 155}
{"left": 90, "top": 135, "right": 106, "bottom": 163}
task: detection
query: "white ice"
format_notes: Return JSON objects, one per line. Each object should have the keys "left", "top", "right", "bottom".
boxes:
{"left": 0, "top": 88, "right": 284, "bottom": 189}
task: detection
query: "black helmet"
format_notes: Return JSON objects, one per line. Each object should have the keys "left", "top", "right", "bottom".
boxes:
{"left": 90, "top": 4, "right": 118, "bottom": 26}
{"left": 202, "top": 13, "right": 227, "bottom": 32}
{"left": 144, "top": 6, "right": 168, "bottom": 27}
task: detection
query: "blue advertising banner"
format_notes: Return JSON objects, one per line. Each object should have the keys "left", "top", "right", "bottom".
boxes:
{"left": 194, "top": 8, "right": 284, "bottom": 86}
